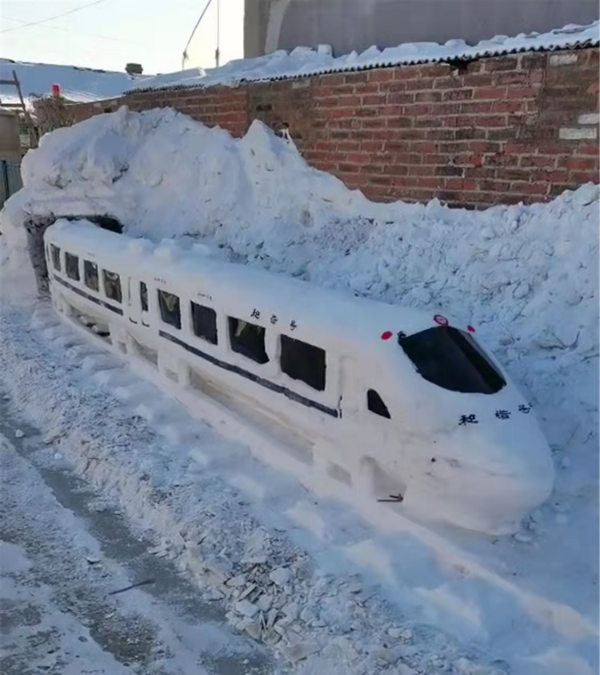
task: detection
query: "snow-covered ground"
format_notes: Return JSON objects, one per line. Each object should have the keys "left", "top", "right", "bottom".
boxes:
{"left": 0, "top": 396, "right": 275, "bottom": 675}
{"left": 0, "top": 107, "right": 598, "bottom": 675}
{"left": 2, "top": 305, "right": 502, "bottom": 675}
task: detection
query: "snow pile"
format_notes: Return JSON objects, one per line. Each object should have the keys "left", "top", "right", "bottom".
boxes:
{"left": 0, "top": 107, "right": 597, "bottom": 673}
{"left": 129, "top": 20, "right": 600, "bottom": 93}
{"left": 2, "top": 109, "right": 598, "bottom": 461}
{"left": 0, "top": 58, "right": 149, "bottom": 106}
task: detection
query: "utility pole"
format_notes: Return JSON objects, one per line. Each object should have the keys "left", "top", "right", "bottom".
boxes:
{"left": 182, "top": 0, "right": 215, "bottom": 70}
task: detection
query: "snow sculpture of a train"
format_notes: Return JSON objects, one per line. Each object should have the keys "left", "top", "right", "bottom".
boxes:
{"left": 44, "top": 220, "right": 554, "bottom": 535}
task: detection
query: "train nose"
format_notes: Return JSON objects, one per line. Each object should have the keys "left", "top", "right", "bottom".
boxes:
{"left": 403, "top": 421, "right": 554, "bottom": 535}
{"left": 462, "top": 438, "right": 554, "bottom": 534}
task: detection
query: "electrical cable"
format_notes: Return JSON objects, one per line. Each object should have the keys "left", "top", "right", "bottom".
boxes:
{"left": 2, "top": 14, "right": 143, "bottom": 46}
{"left": 1, "top": 0, "right": 110, "bottom": 34}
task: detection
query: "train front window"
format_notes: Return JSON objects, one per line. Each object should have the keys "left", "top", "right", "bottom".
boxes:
{"left": 399, "top": 326, "right": 506, "bottom": 394}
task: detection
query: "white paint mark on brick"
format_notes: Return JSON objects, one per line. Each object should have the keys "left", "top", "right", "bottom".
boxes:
{"left": 549, "top": 53, "right": 578, "bottom": 67}
{"left": 292, "top": 80, "right": 310, "bottom": 89}
{"left": 559, "top": 127, "right": 598, "bottom": 141}
{"left": 578, "top": 113, "right": 600, "bottom": 126}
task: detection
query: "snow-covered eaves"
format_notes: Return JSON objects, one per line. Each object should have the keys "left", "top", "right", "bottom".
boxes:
{"left": 129, "top": 20, "right": 599, "bottom": 95}
{"left": 0, "top": 59, "right": 150, "bottom": 107}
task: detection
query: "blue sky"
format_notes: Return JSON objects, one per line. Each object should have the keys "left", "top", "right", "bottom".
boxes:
{"left": 1, "top": 0, "right": 244, "bottom": 74}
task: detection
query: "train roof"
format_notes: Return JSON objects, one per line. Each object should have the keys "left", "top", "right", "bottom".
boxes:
{"left": 47, "top": 220, "right": 451, "bottom": 347}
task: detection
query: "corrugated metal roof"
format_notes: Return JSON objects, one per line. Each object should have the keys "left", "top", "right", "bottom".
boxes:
{"left": 129, "top": 20, "right": 599, "bottom": 95}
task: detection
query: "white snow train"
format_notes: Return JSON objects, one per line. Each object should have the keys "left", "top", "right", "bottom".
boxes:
{"left": 44, "top": 220, "right": 554, "bottom": 535}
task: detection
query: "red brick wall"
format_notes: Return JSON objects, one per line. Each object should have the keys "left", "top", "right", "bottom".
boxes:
{"left": 71, "top": 97, "right": 122, "bottom": 120}
{"left": 72, "top": 47, "right": 599, "bottom": 208}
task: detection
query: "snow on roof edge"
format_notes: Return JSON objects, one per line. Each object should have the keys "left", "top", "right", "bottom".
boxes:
{"left": 127, "top": 20, "right": 599, "bottom": 95}
{"left": 0, "top": 58, "right": 150, "bottom": 107}
{"left": 0, "top": 57, "right": 147, "bottom": 77}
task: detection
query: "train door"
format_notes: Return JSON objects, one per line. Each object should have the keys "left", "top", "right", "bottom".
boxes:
{"left": 339, "top": 355, "right": 361, "bottom": 421}
{"left": 344, "top": 358, "right": 408, "bottom": 502}
{"left": 331, "top": 355, "right": 368, "bottom": 490}
{"left": 127, "top": 277, "right": 150, "bottom": 329}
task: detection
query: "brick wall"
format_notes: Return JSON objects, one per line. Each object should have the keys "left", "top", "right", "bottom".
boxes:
{"left": 72, "top": 47, "right": 599, "bottom": 208}
{"left": 71, "top": 97, "right": 122, "bottom": 120}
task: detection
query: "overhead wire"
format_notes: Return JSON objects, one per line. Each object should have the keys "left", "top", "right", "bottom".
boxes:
{"left": 0, "top": 0, "right": 110, "bottom": 34}
{"left": 2, "top": 14, "right": 146, "bottom": 47}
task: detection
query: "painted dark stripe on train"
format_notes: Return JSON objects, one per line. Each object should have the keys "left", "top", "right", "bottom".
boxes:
{"left": 159, "top": 330, "right": 339, "bottom": 419}
{"left": 52, "top": 271, "right": 336, "bottom": 417}
{"left": 53, "top": 275, "right": 124, "bottom": 316}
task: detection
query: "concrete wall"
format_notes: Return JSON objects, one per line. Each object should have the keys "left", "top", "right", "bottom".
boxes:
{"left": 245, "top": 0, "right": 599, "bottom": 57}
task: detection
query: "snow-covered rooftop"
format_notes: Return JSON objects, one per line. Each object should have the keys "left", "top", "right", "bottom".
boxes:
{"left": 0, "top": 59, "right": 150, "bottom": 107}
{"left": 130, "top": 20, "right": 599, "bottom": 94}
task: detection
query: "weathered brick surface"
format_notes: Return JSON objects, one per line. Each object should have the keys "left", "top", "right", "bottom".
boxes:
{"left": 70, "top": 47, "right": 599, "bottom": 208}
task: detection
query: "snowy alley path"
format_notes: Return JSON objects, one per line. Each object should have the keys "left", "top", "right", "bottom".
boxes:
{"left": 0, "top": 301, "right": 597, "bottom": 675}
{"left": 0, "top": 397, "right": 276, "bottom": 675}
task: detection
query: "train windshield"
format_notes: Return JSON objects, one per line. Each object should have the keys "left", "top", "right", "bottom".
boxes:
{"left": 399, "top": 326, "right": 506, "bottom": 394}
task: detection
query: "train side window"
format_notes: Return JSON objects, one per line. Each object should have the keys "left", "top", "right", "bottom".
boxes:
{"left": 158, "top": 290, "right": 181, "bottom": 329}
{"left": 84, "top": 260, "right": 99, "bottom": 292}
{"left": 280, "top": 335, "right": 326, "bottom": 391}
{"left": 65, "top": 253, "right": 80, "bottom": 281}
{"left": 228, "top": 317, "right": 268, "bottom": 364}
{"left": 103, "top": 270, "right": 122, "bottom": 303}
{"left": 191, "top": 302, "right": 217, "bottom": 345}
{"left": 51, "top": 245, "right": 61, "bottom": 271}
{"left": 140, "top": 282, "right": 148, "bottom": 312}
{"left": 367, "top": 389, "right": 391, "bottom": 419}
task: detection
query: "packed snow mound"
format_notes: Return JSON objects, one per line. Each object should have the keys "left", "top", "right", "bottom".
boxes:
{"left": 0, "top": 107, "right": 597, "bottom": 599}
